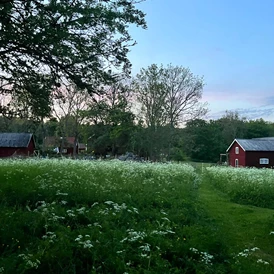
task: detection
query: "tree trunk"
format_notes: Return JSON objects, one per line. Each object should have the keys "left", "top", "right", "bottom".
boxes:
{"left": 73, "top": 136, "right": 78, "bottom": 158}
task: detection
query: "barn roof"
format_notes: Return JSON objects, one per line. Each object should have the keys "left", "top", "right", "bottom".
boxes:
{"left": 0, "top": 133, "right": 33, "bottom": 148}
{"left": 227, "top": 138, "right": 274, "bottom": 152}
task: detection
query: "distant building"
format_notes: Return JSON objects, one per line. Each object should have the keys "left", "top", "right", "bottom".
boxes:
{"left": 44, "top": 136, "right": 86, "bottom": 155}
{"left": 226, "top": 138, "right": 274, "bottom": 168}
{"left": 0, "top": 133, "right": 35, "bottom": 158}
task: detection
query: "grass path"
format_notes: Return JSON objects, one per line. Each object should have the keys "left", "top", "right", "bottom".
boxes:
{"left": 198, "top": 178, "right": 274, "bottom": 264}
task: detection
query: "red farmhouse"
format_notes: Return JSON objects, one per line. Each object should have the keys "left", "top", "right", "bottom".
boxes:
{"left": 44, "top": 136, "right": 86, "bottom": 155}
{"left": 0, "top": 133, "right": 35, "bottom": 158}
{"left": 226, "top": 138, "right": 274, "bottom": 168}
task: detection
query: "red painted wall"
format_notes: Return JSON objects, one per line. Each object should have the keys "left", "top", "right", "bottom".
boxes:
{"left": 245, "top": 151, "right": 274, "bottom": 168}
{"left": 58, "top": 146, "right": 78, "bottom": 155}
{"left": 228, "top": 141, "right": 246, "bottom": 167}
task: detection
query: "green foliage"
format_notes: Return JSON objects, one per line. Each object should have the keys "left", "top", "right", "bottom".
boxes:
{"left": 205, "top": 166, "right": 274, "bottom": 208}
{"left": 0, "top": 0, "right": 146, "bottom": 117}
{"left": 0, "top": 159, "right": 232, "bottom": 273}
{"left": 132, "top": 64, "right": 207, "bottom": 161}
{"left": 245, "top": 118, "right": 274, "bottom": 139}
{"left": 3, "top": 108, "right": 274, "bottom": 163}
{"left": 0, "top": 116, "right": 37, "bottom": 133}
{"left": 83, "top": 83, "right": 136, "bottom": 155}
{"left": 183, "top": 119, "right": 218, "bottom": 162}
{"left": 199, "top": 174, "right": 274, "bottom": 274}
{"left": 133, "top": 64, "right": 206, "bottom": 128}
{"left": 2, "top": 160, "right": 274, "bottom": 272}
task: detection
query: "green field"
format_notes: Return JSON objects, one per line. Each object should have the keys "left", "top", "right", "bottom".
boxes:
{"left": 0, "top": 159, "right": 274, "bottom": 273}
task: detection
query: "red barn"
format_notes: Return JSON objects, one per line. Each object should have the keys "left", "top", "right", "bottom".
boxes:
{"left": 0, "top": 133, "right": 35, "bottom": 158}
{"left": 226, "top": 138, "right": 274, "bottom": 168}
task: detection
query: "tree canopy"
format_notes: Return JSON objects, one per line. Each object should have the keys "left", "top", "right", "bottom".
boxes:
{"left": 0, "top": 0, "right": 146, "bottom": 117}
{"left": 133, "top": 64, "right": 207, "bottom": 128}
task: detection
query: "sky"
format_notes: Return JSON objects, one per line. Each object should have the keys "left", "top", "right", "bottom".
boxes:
{"left": 127, "top": 0, "right": 274, "bottom": 121}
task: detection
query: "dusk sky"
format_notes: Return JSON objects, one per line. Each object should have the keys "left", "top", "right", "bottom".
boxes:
{"left": 128, "top": 0, "right": 274, "bottom": 120}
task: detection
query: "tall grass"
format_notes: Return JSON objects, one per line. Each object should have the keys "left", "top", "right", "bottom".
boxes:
{"left": 205, "top": 166, "right": 274, "bottom": 208}
{"left": 1, "top": 159, "right": 274, "bottom": 273}
{"left": 0, "top": 159, "right": 229, "bottom": 273}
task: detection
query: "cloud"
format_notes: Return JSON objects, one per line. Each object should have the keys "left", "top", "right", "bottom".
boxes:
{"left": 202, "top": 88, "right": 274, "bottom": 121}
{"left": 202, "top": 87, "right": 274, "bottom": 112}
{"left": 207, "top": 105, "right": 274, "bottom": 122}
{"left": 260, "top": 96, "right": 274, "bottom": 107}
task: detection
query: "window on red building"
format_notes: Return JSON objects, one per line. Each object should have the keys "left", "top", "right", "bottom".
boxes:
{"left": 235, "top": 147, "right": 239, "bottom": 154}
{"left": 259, "top": 158, "right": 269, "bottom": 165}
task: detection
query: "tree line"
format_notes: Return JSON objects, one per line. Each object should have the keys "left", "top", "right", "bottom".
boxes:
{"left": 1, "top": 92, "right": 274, "bottom": 162}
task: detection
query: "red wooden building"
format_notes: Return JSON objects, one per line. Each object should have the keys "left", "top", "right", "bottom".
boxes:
{"left": 0, "top": 133, "right": 35, "bottom": 158}
{"left": 226, "top": 138, "right": 274, "bottom": 168}
{"left": 44, "top": 136, "right": 86, "bottom": 155}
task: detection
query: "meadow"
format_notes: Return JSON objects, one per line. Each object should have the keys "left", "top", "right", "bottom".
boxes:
{"left": 0, "top": 159, "right": 274, "bottom": 273}
{"left": 205, "top": 166, "right": 274, "bottom": 208}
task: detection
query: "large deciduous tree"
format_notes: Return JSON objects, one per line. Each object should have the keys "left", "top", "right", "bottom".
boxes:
{"left": 0, "top": 0, "right": 146, "bottom": 116}
{"left": 133, "top": 64, "right": 207, "bottom": 128}
{"left": 133, "top": 64, "right": 167, "bottom": 129}
{"left": 133, "top": 63, "right": 207, "bottom": 160}
{"left": 163, "top": 64, "right": 207, "bottom": 127}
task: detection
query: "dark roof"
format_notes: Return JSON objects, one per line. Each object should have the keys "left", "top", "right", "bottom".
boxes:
{"left": 227, "top": 138, "right": 274, "bottom": 152}
{"left": 0, "top": 133, "right": 33, "bottom": 148}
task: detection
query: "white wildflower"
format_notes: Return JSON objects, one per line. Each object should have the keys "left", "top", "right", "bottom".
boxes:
{"left": 18, "top": 254, "right": 41, "bottom": 269}
{"left": 104, "top": 201, "right": 114, "bottom": 205}
{"left": 257, "top": 259, "right": 269, "bottom": 265}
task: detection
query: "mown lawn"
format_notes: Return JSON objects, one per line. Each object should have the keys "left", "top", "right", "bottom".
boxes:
{"left": 0, "top": 159, "right": 274, "bottom": 273}
{"left": 199, "top": 181, "right": 274, "bottom": 274}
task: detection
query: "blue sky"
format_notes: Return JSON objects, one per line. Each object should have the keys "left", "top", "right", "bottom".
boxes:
{"left": 128, "top": 0, "right": 274, "bottom": 120}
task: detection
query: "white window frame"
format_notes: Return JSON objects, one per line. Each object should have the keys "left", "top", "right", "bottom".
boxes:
{"left": 259, "top": 158, "right": 269, "bottom": 165}
{"left": 235, "top": 146, "right": 239, "bottom": 154}
{"left": 235, "top": 159, "right": 239, "bottom": 167}
{"left": 62, "top": 148, "right": 67, "bottom": 153}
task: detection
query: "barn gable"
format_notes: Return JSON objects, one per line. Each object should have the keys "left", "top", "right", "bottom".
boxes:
{"left": 226, "top": 139, "right": 246, "bottom": 152}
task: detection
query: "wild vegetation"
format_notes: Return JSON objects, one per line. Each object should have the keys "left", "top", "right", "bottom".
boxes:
{"left": 1, "top": 159, "right": 274, "bottom": 273}
{"left": 205, "top": 166, "right": 274, "bottom": 208}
